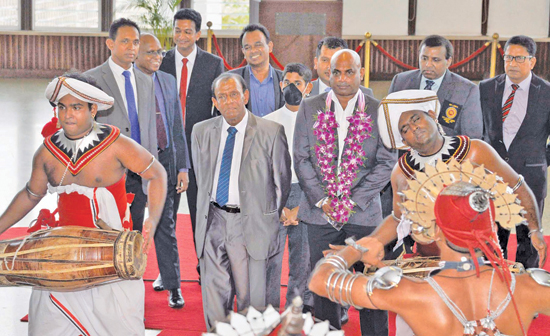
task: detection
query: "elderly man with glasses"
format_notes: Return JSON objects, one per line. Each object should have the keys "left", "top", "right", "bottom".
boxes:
{"left": 135, "top": 33, "right": 191, "bottom": 308}
{"left": 480, "top": 34, "right": 550, "bottom": 269}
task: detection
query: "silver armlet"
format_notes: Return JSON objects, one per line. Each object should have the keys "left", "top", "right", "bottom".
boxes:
{"left": 324, "top": 254, "right": 349, "bottom": 270}
{"left": 366, "top": 266, "right": 403, "bottom": 299}
{"left": 26, "top": 183, "right": 45, "bottom": 198}
{"left": 512, "top": 174, "right": 524, "bottom": 192}
{"left": 345, "top": 237, "right": 369, "bottom": 254}
{"left": 137, "top": 156, "right": 156, "bottom": 176}
{"left": 528, "top": 228, "right": 544, "bottom": 237}
{"left": 527, "top": 268, "right": 550, "bottom": 287}
{"left": 391, "top": 211, "right": 401, "bottom": 222}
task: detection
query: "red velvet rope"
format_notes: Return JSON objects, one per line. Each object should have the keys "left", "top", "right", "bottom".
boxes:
{"left": 355, "top": 43, "right": 363, "bottom": 53}
{"left": 449, "top": 42, "right": 490, "bottom": 69}
{"left": 497, "top": 43, "right": 505, "bottom": 57}
{"left": 212, "top": 34, "right": 246, "bottom": 70}
{"left": 269, "top": 53, "right": 284, "bottom": 70}
{"left": 372, "top": 41, "right": 417, "bottom": 70}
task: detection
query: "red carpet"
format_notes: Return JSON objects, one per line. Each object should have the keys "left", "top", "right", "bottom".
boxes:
{"left": 2, "top": 220, "right": 549, "bottom": 335}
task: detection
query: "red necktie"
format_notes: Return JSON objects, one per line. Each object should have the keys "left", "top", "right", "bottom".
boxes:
{"left": 180, "top": 58, "right": 189, "bottom": 127}
{"left": 502, "top": 84, "right": 519, "bottom": 122}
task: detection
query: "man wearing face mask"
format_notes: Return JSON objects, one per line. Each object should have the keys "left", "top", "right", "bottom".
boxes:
{"left": 264, "top": 63, "right": 313, "bottom": 311}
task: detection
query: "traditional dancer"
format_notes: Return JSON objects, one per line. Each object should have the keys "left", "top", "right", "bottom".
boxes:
{"left": 309, "top": 161, "right": 550, "bottom": 336}
{"left": 0, "top": 73, "right": 167, "bottom": 336}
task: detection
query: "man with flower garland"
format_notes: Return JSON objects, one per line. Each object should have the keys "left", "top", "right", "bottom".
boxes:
{"left": 294, "top": 49, "right": 397, "bottom": 333}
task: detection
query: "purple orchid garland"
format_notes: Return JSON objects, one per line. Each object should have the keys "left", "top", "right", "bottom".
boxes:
{"left": 312, "top": 91, "right": 373, "bottom": 226}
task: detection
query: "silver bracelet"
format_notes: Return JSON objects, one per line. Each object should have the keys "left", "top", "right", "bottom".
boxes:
{"left": 512, "top": 175, "right": 524, "bottom": 192}
{"left": 528, "top": 228, "right": 544, "bottom": 237}
{"left": 26, "top": 183, "right": 44, "bottom": 198}
{"left": 391, "top": 211, "right": 401, "bottom": 222}
{"left": 345, "top": 237, "right": 369, "bottom": 254}
{"left": 326, "top": 271, "right": 338, "bottom": 301}
{"left": 137, "top": 156, "right": 156, "bottom": 176}
{"left": 327, "top": 254, "right": 349, "bottom": 270}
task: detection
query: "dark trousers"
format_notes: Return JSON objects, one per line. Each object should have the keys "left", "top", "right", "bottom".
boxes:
{"left": 155, "top": 149, "right": 181, "bottom": 290}
{"left": 181, "top": 166, "right": 198, "bottom": 248}
{"left": 307, "top": 223, "right": 388, "bottom": 335}
{"left": 126, "top": 171, "right": 147, "bottom": 232}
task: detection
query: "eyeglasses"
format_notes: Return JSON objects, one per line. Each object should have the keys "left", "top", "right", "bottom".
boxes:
{"left": 503, "top": 55, "right": 533, "bottom": 63}
{"left": 145, "top": 50, "right": 166, "bottom": 57}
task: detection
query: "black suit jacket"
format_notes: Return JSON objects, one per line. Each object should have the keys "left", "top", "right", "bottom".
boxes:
{"left": 159, "top": 46, "right": 224, "bottom": 149}
{"left": 228, "top": 65, "right": 285, "bottom": 114}
{"left": 155, "top": 70, "right": 191, "bottom": 185}
{"left": 480, "top": 73, "right": 550, "bottom": 202}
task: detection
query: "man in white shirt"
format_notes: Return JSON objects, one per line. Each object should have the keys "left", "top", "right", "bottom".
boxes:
{"left": 480, "top": 34, "right": 550, "bottom": 268}
{"left": 85, "top": 18, "right": 157, "bottom": 233}
{"left": 191, "top": 73, "right": 291, "bottom": 329}
{"left": 264, "top": 63, "right": 313, "bottom": 311}
{"left": 294, "top": 50, "right": 396, "bottom": 334}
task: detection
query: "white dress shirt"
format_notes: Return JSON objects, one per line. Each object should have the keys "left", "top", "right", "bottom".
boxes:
{"left": 264, "top": 105, "right": 298, "bottom": 183}
{"left": 175, "top": 45, "right": 198, "bottom": 93}
{"left": 333, "top": 90, "right": 360, "bottom": 166}
{"left": 319, "top": 79, "right": 330, "bottom": 94}
{"left": 502, "top": 72, "right": 532, "bottom": 150}
{"left": 420, "top": 70, "right": 446, "bottom": 93}
{"left": 210, "top": 112, "right": 249, "bottom": 207}
{"left": 108, "top": 57, "right": 139, "bottom": 116}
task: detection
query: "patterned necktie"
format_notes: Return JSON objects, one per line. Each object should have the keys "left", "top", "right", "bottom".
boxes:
{"left": 180, "top": 58, "right": 189, "bottom": 128}
{"left": 424, "top": 80, "right": 435, "bottom": 90}
{"left": 122, "top": 70, "right": 141, "bottom": 144}
{"left": 216, "top": 127, "right": 238, "bottom": 207}
{"left": 502, "top": 84, "right": 520, "bottom": 122}
{"left": 324, "top": 86, "right": 331, "bottom": 93}
{"left": 155, "top": 95, "right": 168, "bottom": 150}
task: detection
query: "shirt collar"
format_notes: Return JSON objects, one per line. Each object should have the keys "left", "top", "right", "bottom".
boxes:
{"left": 175, "top": 45, "right": 198, "bottom": 65}
{"left": 318, "top": 79, "right": 330, "bottom": 93}
{"left": 505, "top": 71, "right": 532, "bottom": 90}
{"left": 249, "top": 65, "right": 274, "bottom": 83}
{"left": 221, "top": 109, "right": 249, "bottom": 134}
{"left": 109, "top": 56, "right": 134, "bottom": 76}
{"left": 332, "top": 90, "right": 361, "bottom": 116}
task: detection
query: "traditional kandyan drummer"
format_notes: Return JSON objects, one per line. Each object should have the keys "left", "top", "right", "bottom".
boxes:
{"left": 309, "top": 173, "right": 550, "bottom": 336}
{"left": 0, "top": 72, "right": 167, "bottom": 335}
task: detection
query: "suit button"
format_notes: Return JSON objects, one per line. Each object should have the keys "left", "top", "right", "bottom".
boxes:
{"left": 205, "top": 215, "right": 208, "bottom": 219}
{"left": 505, "top": 157, "right": 509, "bottom": 162}
{"left": 125, "top": 127, "right": 130, "bottom": 132}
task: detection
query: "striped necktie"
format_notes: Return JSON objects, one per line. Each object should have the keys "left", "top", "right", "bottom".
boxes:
{"left": 216, "top": 127, "right": 238, "bottom": 206}
{"left": 424, "top": 80, "right": 435, "bottom": 90}
{"left": 502, "top": 84, "right": 519, "bottom": 122}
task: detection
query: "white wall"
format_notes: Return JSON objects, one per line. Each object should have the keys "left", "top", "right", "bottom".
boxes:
{"left": 415, "top": 0, "right": 481, "bottom": 36}
{"left": 487, "top": 0, "right": 549, "bottom": 38}
{"left": 342, "top": 0, "right": 408, "bottom": 36}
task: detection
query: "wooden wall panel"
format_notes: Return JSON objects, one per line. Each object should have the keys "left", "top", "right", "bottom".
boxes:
{"left": 2, "top": 33, "right": 550, "bottom": 81}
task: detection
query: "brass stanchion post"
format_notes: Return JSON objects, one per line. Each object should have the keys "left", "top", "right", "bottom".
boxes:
{"left": 364, "top": 32, "right": 372, "bottom": 88}
{"left": 207, "top": 21, "right": 213, "bottom": 54}
{"left": 489, "top": 33, "right": 499, "bottom": 78}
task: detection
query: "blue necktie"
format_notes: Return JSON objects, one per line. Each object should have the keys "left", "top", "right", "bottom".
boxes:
{"left": 324, "top": 87, "right": 331, "bottom": 93}
{"left": 123, "top": 70, "right": 141, "bottom": 144}
{"left": 424, "top": 80, "right": 435, "bottom": 91}
{"left": 216, "top": 127, "right": 238, "bottom": 207}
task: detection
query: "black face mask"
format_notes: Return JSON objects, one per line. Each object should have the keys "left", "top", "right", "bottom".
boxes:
{"left": 283, "top": 84, "right": 304, "bottom": 106}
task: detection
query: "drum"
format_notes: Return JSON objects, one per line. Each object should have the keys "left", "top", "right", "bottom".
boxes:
{"left": 0, "top": 226, "right": 146, "bottom": 291}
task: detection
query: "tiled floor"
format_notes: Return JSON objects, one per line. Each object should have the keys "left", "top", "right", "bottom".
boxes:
{"left": 1, "top": 78, "right": 549, "bottom": 335}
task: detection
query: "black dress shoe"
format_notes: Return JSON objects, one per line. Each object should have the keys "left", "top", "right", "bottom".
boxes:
{"left": 168, "top": 288, "right": 185, "bottom": 308}
{"left": 341, "top": 306, "right": 349, "bottom": 325}
{"left": 153, "top": 274, "right": 164, "bottom": 291}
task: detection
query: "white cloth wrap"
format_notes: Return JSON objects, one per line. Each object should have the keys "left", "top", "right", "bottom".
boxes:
{"left": 48, "top": 183, "right": 124, "bottom": 230}
{"left": 44, "top": 77, "right": 114, "bottom": 111}
{"left": 394, "top": 216, "right": 413, "bottom": 251}
{"left": 28, "top": 280, "right": 145, "bottom": 336}
{"left": 378, "top": 90, "right": 441, "bottom": 150}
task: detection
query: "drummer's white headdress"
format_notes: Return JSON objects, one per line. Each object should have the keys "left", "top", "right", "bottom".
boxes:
{"left": 45, "top": 76, "right": 114, "bottom": 111}
{"left": 377, "top": 90, "right": 440, "bottom": 150}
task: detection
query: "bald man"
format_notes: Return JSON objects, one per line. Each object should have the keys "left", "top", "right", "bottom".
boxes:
{"left": 294, "top": 49, "right": 397, "bottom": 334}
{"left": 135, "top": 33, "right": 190, "bottom": 308}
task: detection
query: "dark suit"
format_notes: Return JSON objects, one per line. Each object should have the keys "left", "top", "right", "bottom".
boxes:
{"left": 389, "top": 69, "right": 483, "bottom": 139}
{"left": 85, "top": 61, "right": 157, "bottom": 230}
{"left": 480, "top": 73, "right": 550, "bottom": 268}
{"left": 151, "top": 70, "right": 191, "bottom": 290}
{"left": 310, "top": 78, "right": 374, "bottom": 98}
{"left": 192, "top": 112, "right": 291, "bottom": 329}
{"left": 294, "top": 91, "right": 397, "bottom": 333}
{"left": 159, "top": 46, "right": 224, "bottom": 243}
{"left": 228, "top": 65, "right": 285, "bottom": 114}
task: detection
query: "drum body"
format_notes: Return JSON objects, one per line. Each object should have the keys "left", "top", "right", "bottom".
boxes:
{"left": 0, "top": 226, "right": 146, "bottom": 291}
